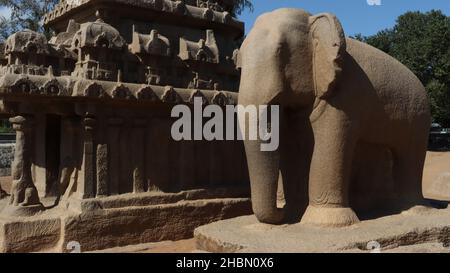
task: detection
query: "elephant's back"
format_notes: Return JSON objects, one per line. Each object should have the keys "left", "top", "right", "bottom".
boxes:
{"left": 345, "top": 38, "right": 429, "bottom": 120}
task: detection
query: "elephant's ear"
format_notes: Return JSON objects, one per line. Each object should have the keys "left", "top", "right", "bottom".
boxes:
{"left": 309, "top": 13, "right": 346, "bottom": 99}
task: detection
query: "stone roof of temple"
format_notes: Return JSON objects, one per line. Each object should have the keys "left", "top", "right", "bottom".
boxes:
{"left": 44, "top": 0, "right": 244, "bottom": 36}
{"left": 0, "top": 0, "right": 242, "bottom": 111}
{"left": 3, "top": 29, "right": 77, "bottom": 61}
{"left": 129, "top": 29, "right": 171, "bottom": 56}
{"left": 0, "top": 73, "right": 237, "bottom": 106}
{"left": 5, "top": 30, "right": 50, "bottom": 55}
{"left": 71, "top": 19, "right": 126, "bottom": 50}
{"left": 179, "top": 30, "right": 219, "bottom": 64}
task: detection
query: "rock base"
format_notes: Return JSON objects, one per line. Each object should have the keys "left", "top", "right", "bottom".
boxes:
{"left": 195, "top": 206, "right": 450, "bottom": 253}
{"left": 0, "top": 188, "right": 251, "bottom": 252}
{"left": 1, "top": 203, "right": 45, "bottom": 217}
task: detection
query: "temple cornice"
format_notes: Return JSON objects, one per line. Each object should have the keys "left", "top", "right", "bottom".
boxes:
{"left": 44, "top": 0, "right": 244, "bottom": 38}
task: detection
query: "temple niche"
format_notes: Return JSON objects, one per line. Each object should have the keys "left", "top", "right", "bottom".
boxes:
{"left": 130, "top": 28, "right": 172, "bottom": 85}
{"left": 0, "top": 0, "right": 249, "bottom": 253}
{"left": 70, "top": 16, "right": 127, "bottom": 81}
{"left": 1, "top": 29, "right": 75, "bottom": 76}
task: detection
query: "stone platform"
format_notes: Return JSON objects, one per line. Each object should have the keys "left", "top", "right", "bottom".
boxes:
{"left": 194, "top": 206, "right": 450, "bottom": 253}
{"left": 0, "top": 188, "right": 251, "bottom": 253}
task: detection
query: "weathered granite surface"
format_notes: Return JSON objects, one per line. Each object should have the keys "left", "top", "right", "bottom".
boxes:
{"left": 0, "top": 188, "right": 252, "bottom": 252}
{"left": 195, "top": 206, "right": 450, "bottom": 253}
{"left": 238, "top": 8, "right": 430, "bottom": 227}
{"left": 426, "top": 173, "right": 450, "bottom": 201}
{"left": 0, "top": 0, "right": 251, "bottom": 251}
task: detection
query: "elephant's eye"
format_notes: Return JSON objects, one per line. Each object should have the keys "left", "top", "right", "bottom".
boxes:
{"left": 273, "top": 42, "right": 284, "bottom": 56}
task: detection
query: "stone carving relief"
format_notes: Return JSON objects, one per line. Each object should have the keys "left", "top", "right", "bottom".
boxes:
{"left": 0, "top": 9, "right": 240, "bottom": 91}
{"left": 41, "top": 78, "right": 66, "bottom": 96}
{"left": 238, "top": 9, "right": 431, "bottom": 227}
{"left": 10, "top": 76, "right": 39, "bottom": 94}
{"left": 130, "top": 29, "right": 171, "bottom": 57}
{"left": 3, "top": 116, "right": 44, "bottom": 216}
{"left": 1, "top": 29, "right": 74, "bottom": 77}
{"left": 211, "top": 91, "right": 228, "bottom": 106}
{"left": 189, "top": 89, "right": 208, "bottom": 105}
{"left": 70, "top": 17, "right": 126, "bottom": 81}
{"left": 162, "top": 86, "right": 182, "bottom": 103}
{"left": 0, "top": 0, "right": 248, "bottom": 253}
{"left": 136, "top": 85, "right": 159, "bottom": 101}
{"left": 83, "top": 82, "right": 105, "bottom": 98}
{"left": 179, "top": 30, "right": 219, "bottom": 64}
{"left": 111, "top": 84, "right": 133, "bottom": 100}
{"left": 194, "top": 0, "right": 225, "bottom": 12}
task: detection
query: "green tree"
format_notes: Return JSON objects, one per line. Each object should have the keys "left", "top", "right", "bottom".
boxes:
{"left": 231, "top": 0, "right": 253, "bottom": 17}
{"left": 0, "top": 0, "right": 58, "bottom": 40}
{"left": 354, "top": 10, "right": 450, "bottom": 127}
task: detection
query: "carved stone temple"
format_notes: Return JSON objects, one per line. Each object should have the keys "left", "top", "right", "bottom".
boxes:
{"left": 0, "top": 0, "right": 251, "bottom": 252}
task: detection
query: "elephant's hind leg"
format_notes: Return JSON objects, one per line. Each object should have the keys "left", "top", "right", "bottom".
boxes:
{"left": 391, "top": 132, "right": 428, "bottom": 209}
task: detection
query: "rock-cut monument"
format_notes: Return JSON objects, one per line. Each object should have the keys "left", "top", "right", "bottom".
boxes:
{"left": 0, "top": 2, "right": 448, "bottom": 253}
{"left": 195, "top": 8, "right": 450, "bottom": 253}
{"left": 0, "top": 0, "right": 251, "bottom": 252}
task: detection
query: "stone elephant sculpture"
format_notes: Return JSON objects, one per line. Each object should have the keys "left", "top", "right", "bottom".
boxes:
{"left": 238, "top": 9, "right": 431, "bottom": 227}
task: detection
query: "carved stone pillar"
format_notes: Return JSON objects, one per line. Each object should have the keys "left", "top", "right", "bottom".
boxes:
{"left": 96, "top": 116, "right": 109, "bottom": 198}
{"left": 3, "top": 115, "right": 44, "bottom": 216}
{"left": 81, "top": 116, "right": 96, "bottom": 199}
{"left": 96, "top": 142, "right": 108, "bottom": 198}
{"left": 132, "top": 119, "right": 146, "bottom": 193}
{"left": 108, "top": 117, "right": 123, "bottom": 195}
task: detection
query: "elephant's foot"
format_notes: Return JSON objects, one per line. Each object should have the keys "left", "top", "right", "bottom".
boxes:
{"left": 300, "top": 205, "right": 360, "bottom": 227}
{"left": 254, "top": 207, "right": 286, "bottom": 225}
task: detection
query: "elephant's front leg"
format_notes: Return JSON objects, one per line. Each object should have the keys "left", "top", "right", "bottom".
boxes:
{"left": 301, "top": 111, "right": 360, "bottom": 227}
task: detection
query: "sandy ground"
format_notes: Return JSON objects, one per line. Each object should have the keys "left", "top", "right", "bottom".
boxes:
{"left": 0, "top": 151, "right": 449, "bottom": 253}
{"left": 92, "top": 239, "right": 198, "bottom": 253}
{"left": 423, "top": 152, "right": 450, "bottom": 200}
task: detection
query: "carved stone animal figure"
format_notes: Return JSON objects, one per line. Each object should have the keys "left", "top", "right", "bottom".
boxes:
{"left": 238, "top": 8, "right": 431, "bottom": 226}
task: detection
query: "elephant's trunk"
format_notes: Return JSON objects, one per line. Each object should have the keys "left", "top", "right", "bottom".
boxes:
{"left": 238, "top": 91, "right": 285, "bottom": 224}
{"left": 238, "top": 30, "right": 287, "bottom": 224}
{"left": 244, "top": 136, "right": 285, "bottom": 224}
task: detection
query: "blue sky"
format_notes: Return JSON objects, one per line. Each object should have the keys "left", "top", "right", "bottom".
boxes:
{"left": 0, "top": 1, "right": 449, "bottom": 36}
{"left": 0, "top": 7, "right": 10, "bottom": 18}
{"left": 237, "top": 0, "right": 450, "bottom": 36}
